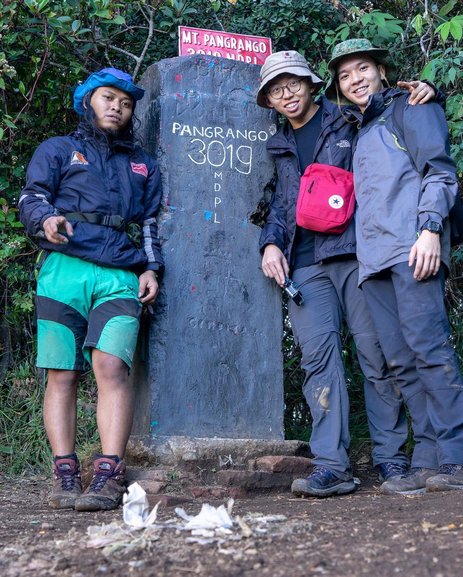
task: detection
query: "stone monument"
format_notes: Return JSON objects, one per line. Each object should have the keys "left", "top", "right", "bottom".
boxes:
{"left": 133, "top": 55, "right": 285, "bottom": 446}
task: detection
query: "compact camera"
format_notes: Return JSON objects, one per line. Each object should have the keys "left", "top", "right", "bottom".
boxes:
{"left": 283, "top": 277, "right": 304, "bottom": 306}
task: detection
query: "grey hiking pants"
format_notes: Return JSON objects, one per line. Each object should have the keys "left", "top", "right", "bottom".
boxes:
{"left": 289, "top": 259, "right": 409, "bottom": 478}
{"left": 362, "top": 262, "right": 463, "bottom": 468}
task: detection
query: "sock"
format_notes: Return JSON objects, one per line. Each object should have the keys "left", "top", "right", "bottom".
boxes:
{"left": 54, "top": 453, "right": 78, "bottom": 462}
{"left": 94, "top": 454, "right": 120, "bottom": 463}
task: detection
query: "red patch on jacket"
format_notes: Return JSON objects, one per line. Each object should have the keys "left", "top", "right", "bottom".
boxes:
{"left": 131, "top": 162, "right": 148, "bottom": 177}
{"left": 70, "top": 151, "right": 89, "bottom": 165}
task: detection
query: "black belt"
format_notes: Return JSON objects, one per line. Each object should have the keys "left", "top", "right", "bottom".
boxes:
{"left": 60, "top": 212, "right": 142, "bottom": 247}
{"left": 62, "top": 212, "right": 126, "bottom": 231}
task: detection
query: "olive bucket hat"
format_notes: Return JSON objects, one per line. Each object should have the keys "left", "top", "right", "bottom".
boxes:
{"left": 324, "top": 38, "right": 395, "bottom": 102}
{"left": 256, "top": 50, "right": 324, "bottom": 108}
{"left": 73, "top": 67, "right": 145, "bottom": 116}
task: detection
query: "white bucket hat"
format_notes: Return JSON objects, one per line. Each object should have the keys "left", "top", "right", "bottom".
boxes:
{"left": 256, "top": 50, "right": 324, "bottom": 108}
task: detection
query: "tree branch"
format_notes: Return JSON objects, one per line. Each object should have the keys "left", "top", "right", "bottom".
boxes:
{"left": 12, "top": 20, "right": 49, "bottom": 125}
{"left": 133, "top": 5, "right": 155, "bottom": 79}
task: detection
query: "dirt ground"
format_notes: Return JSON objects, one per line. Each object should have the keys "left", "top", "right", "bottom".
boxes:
{"left": 1, "top": 466, "right": 463, "bottom": 577}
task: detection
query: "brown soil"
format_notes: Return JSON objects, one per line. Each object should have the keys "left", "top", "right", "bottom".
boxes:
{"left": 1, "top": 468, "right": 462, "bottom": 577}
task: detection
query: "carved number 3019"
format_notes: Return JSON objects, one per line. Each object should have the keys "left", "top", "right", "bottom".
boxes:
{"left": 187, "top": 138, "right": 252, "bottom": 175}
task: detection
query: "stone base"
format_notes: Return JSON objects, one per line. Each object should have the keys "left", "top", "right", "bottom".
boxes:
{"left": 127, "top": 435, "right": 310, "bottom": 470}
{"left": 124, "top": 436, "right": 313, "bottom": 502}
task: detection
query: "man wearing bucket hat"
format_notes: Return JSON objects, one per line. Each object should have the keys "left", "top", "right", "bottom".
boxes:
{"left": 19, "top": 68, "right": 164, "bottom": 511}
{"left": 329, "top": 38, "right": 463, "bottom": 495}
{"left": 256, "top": 50, "right": 437, "bottom": 498}
{"left": 324, "top": 38, "right": 394, "bottom": 103}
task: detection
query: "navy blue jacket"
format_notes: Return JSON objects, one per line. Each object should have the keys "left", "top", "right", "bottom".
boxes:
{"left": 259, "top": 96, "right": 357, "bottom": 268}
{"left": 19, "top": 124, "right": 164, "bottom": 273}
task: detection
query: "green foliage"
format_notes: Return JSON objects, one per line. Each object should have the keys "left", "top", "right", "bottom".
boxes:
{"left": 160, "top": 0, "right": 200, "bottom": 35}
{"left": 223, "top": 0, "right": 343, "bottom": 59}
{"left": 281, "top": 302, "right": 310, "bottom": 442}
{"left": 0, "top": 196, "right": 35, "bottom": 389}
{"left": 0, "top": 367, "right": 51, "bottom": 474}
{"left": 325, "top": 10, "right": 404, "bottom": 49}
{"left": 421, "top": 47, "right": 463, "bottom": 88}
{"left": 447, "top": 94, "right": 463, "bottom": 176}
{"left": 0, "top": 367, "right": 99, "bottom": 474}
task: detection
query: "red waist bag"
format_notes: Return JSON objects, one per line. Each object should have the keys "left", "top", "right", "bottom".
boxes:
{"left": 296, "top": 163, "right": 355, "bottom": 234}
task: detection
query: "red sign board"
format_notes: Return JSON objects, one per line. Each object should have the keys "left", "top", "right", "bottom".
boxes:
{"left": 178, "top": 26, "right": 272, "bottom": 65}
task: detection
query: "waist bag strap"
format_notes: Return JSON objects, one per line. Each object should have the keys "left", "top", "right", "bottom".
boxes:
{"left": 61, "top": 212, "right": 142, "bottom": 248}
{"left": 62, "top": 211, "right": 126, "bottom": 230}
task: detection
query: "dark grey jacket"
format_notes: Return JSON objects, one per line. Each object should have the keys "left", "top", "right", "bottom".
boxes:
{"left": 350, "top": 88, "right": 457, "bottom": 283}
{"left": 259, "top": 96, "right": 357, "bottom": 268}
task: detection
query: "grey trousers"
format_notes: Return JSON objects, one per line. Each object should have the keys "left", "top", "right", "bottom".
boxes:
{"left": 362, "top": 262, "right": 463, "bottom": 468}
{"left": 289, "top": 259, "right": 409, "bottom": 478}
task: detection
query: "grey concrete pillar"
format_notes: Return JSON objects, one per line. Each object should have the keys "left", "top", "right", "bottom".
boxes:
{"left": 135, "top": 55, "right": 283, "bottom": 440}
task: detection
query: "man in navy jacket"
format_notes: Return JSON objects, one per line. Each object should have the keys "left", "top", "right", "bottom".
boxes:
{"left": 19, "top": 68, "right": 164, "bottom": 511}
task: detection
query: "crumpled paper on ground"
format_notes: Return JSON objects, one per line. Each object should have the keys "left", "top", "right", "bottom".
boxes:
{"left": 174, "top": 500, "right": 236, "bottom": 543}
{"left": 86, "top": 521, "right": 160, "bottom": 555}
{"left": 122, "top": 482, "right": 160, "bottom": 528}
{"left": 175, "top": 500, "right": 234, "bottom": 531}
{"left": 87, "top": 482, "right": 286, "bottom": 552}
{"left": 123, "top": 482, "right": 235, "bottom": 533}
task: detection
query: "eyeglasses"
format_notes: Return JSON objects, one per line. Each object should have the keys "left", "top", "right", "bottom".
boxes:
{"left": 267, "top": 79, "right": 302, "bottom": 99}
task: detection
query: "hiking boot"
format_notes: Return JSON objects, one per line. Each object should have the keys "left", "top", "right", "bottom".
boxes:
{"left": 376, "top": 462, "right": 408, "bottom": 482}
{"left": 426, "top": 464, "right": 463, "bottom": 492}
{"left": 380, "top": 467, "right": 437, "bottom": 495}
{"left": 74, "top": 456, "right": 126, "bottom": 512}
{"left": 49, "top": 455, "right": 82, "bottom": 509}
{"left": 291, "top": 466, "right": 357, "bottom": 498}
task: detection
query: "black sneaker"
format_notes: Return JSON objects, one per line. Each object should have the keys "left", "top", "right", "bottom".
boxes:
{"left": 376, "top": 462, "right": 408, "bottom": 482}
{"left": 291, "top": 466, "right": 357, "bottom": 498}
{"left": 49, "top": 455, "right": 82, "bottom": 509}
{"left": 74, "top": 456, "right": 126, "bottom": 512}
{"left": 426, "top": 464, "right": 463, "bottom": 492}
{"left": 380, "top": 467, "right": 436, "bottom": 495}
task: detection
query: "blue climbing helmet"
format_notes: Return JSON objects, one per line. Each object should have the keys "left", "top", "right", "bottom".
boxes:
{"left": 73, "top": 67, "right": 145, "bottom": 116}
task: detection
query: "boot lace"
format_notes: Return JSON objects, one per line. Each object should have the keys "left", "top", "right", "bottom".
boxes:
{"left": 89, "top": 473, "right": 110, "bottom": 493}
{"left": 310, "top": 466, "right": 338, "bottom": 483}
{"left": 439, "top": 464, "right": 458, "bottom": 475}
{"left": 379, "top": 462, "right": 407, "bottom": 479}
{"left": 60, "top": 474, "right": 77, "bottom": 491}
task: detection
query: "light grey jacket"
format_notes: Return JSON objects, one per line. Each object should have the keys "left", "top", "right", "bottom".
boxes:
{"left": 351, "top": 88, "right": 458, "bottom": 284}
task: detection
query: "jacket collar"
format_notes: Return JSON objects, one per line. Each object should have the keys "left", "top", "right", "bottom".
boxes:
{"left": 73, "top": 121, "right": 136, "bottom": 152}
{"left": 267, "top": 96, "right": 346, "bottom": 155}
{"left": 345, "top": 87, "right": 404, "bottom": 126}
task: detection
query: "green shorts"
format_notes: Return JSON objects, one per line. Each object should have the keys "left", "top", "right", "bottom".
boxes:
{"left": 36, "top": 252, "right": 142, "bottom": 370}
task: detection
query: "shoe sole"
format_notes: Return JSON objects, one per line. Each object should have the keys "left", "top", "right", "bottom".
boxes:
{"left": 48, "top": 499, "right": 77, "bottom": 509}
{"left": 74, "top": 496, "right": 122, "bottom": 512}
{"left": 380, "top": 486, "right": 426, "bottom": 496}
{"left": 292, "top": 481, "right": 357, "bottom": 498}
{"left": 427, "top": 483, "right": 463, "bottom": 492}
{"left": 378, "top": 474, "right": 405, "bottom": 483}
{"left": 48, "top": 494, "right": 81, "bottom": 509}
